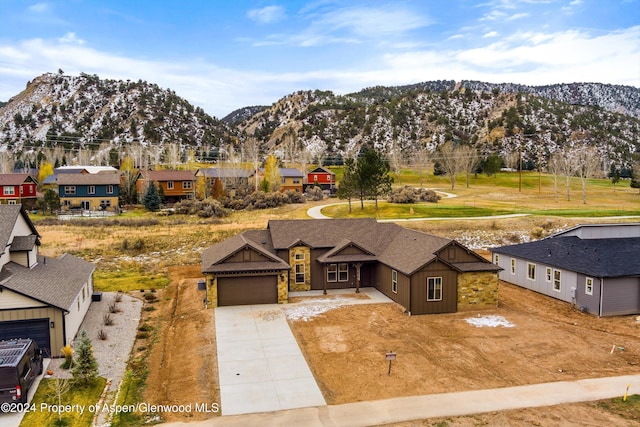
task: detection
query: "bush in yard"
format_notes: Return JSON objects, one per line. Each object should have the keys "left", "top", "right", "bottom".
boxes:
{"left": 60, "top": 344, "right": 74, "bottom": 369}
{"left": 72, "top": 331, "right": 99, "bottom": 386}
{"left": 173, "top": 198, "right": 229, "bottom": 218}
{"left": 387, "top": 186, "right": 441, "bottom": 203}
{"left": 305, "top": 186, "right": 324, "bottom": 201}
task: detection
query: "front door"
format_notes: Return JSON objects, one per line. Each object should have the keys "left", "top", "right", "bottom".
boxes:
{"left": 81, "top": 201, "right": 90, "bottom": 210}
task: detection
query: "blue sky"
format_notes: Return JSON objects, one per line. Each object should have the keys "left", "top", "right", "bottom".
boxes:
{"left": 1, "top": 0, "right": 639, "bottom": 118}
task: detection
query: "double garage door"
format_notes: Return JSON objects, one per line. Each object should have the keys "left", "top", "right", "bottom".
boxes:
{"left": 218, "top": 276, "right": 278, "bottom": 306}
{"left": 0, "top": 319, "right": 51, "bottom": 356}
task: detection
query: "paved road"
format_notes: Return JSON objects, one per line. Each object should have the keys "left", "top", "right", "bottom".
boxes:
{"left": 162, "top": 374, "right": 639, "bottom": 426}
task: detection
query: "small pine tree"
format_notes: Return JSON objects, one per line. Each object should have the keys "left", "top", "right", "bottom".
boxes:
{"left": 71, "top": 331, "right": 99, "bottom": 386}
{"left": 142, "top": 180, "right": 161, "bottom": 211}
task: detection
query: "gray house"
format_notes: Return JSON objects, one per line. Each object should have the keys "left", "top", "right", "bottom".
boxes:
{"left": 492, "top": 223, "right": 640, "bottom": 317}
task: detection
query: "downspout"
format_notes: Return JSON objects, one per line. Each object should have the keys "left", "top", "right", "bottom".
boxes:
{"left": 408, "top": 272, "right": 412, "bottom": 317}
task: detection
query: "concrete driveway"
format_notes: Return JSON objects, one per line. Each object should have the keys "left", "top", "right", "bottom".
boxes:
{"left": 215, "top": 305, "right": 326, "bottom": 416}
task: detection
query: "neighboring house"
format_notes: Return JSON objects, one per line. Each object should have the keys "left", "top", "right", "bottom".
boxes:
{"left": 136, "top": 170, "right": 196, "bottom": 204}
{"left": 306, "top": 166, "right": 336, "bottom": 191}
{"left": 256, "top": 168, "right": 304, "bottom": 192}
{"left": 492, "top": 223, "right": 640, "bottom": 317}
{"left": 57, "top": 171, "right": 120, "bottom": 211}
{"left": 43, "top": 165, "right": 119, "bottom": 194}
{"left": 202, "top": 218, "right": 500, "bottom": 314}
{"left": 0, "top": 205, "right": 95, "bottom": 357}
{"left": 0, "top": 174, "right": 38, "bottom": 209}
{"left": 195, "top": 168, "right": 253, "bottom": 195}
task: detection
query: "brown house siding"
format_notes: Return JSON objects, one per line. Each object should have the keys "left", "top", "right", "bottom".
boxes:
{"left": 374, "top": 264, "right": 410, "bottom": 310}
{"left": 225, "top": 247, "right": 272, "bottom": 263}
{"left": 410, "top": 261, "right": 458, "bottom": 314}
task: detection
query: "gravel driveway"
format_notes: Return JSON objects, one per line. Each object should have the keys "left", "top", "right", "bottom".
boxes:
{"left": 50, "top": 292, "right": 143, "bottom": 386}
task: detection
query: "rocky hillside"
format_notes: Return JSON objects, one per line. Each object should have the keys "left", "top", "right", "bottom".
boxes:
{"left": 1, "top": 73, "right": 638, "bottom": 171}
{"left": 0, "top": 72, "right": 236, "bottom": 159}
{"left": 238, "top": 82, "right": 639, "bottom": 168}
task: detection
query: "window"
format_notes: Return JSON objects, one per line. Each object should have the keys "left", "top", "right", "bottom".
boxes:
{"left": 510, "top": 258, "right": 516, "bottom": 274}
{"left": 100, "top": 200, "right": 112, "bottom": 208}
{"left": 4, "top": 186, "right": 15, "bottom": 195}
{"left": 167, "top": 181, "right": 174, "bottom": 190}
{"left": 391, "top": 270, "right": 397, "bottom": 294}
{"left": 327, "top": 264, "right": 337, "bottom": 282}
{"left": 546, "top": 267, "right": 552, "bottom": 282}
{"left": 294, "top": 253, "right": 305, "bottom": 261}
{"left": 8, "top": 200, "right": 16, "bottom": 205}
{"left": 107, "top": 185, "right": 114, "bottom": 194}
{"left": 293, "top": 178, "right": 300, "bottom": 184}
{"left": 494, "top": 254, "right": 499, "bottom": 265}
{"left": 427, "top": 277, "right": 443, "bottom": 301}
{"left": 553, "top": 270, "right": 561, "bottom": 291}
{"left": 281, "top": 177, "right": 286, "bottom": 184}
{"left": 182, "top": 181, "right": 192, "bottom": 189}
{"left": 295, "top": 264, "right": 305, "bottom": 284}
{"left": 82, "top": 287, "right": 86, "bottom": 301}
{"left": 585, "top": 277, "right": 593, "bottom": 296}
{"left": 527, "top": 263, "right": 536, "bottom": 280}
{"left": 64, "top": 186, "right": 76, "bottom": 195}
{"left": 88, "top": 185, "right": 95, "bottom": 195}
{"left": 338, "top": 263, "right": 348, "bottom": 282}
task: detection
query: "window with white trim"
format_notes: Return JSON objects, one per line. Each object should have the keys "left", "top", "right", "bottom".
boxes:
{"left": 338, "top": 263, "right": 348, "bottom": 282}
{"left": 546, "top": 267, "right": 552, "bottom": 282}
{"left": 167, "top": 181, "right": 174, "bottom": 190}
{"left": 4, "top": 186, "right": 15, "bottom": 195}
{"left": 327, "top": 264, "right": 337, "bottom": 282}
{"left": 64, "top": 186, "right": 76, "bottom": 195}
{"left": 494, "top": 254, "right": 499, "bottom": 265}
{"left": 391, "top": 270, "right": 397, "bottom": 294}
{"left": 295, "top": 253, "right": 305, "bottom": 261}
{"left": 510, "top": 258, "right": 516, "bottom": 274}
{"left": 527, "top": 263, "right": 536, "bottom": 280}
{"left": 107, "top": 185, "right": 114, "bottom": 194}
{"left": 295, "top": 264, "right": 305, "bottom": 283}
{"left": 88, "top": 185, "right": 95, "bottom": 195}
{"left": 585, "top": 277, "right": 593, "bottom": 296}
{"left": 182, "top": 181, "right": 192, "bottom": 189}
{"left": 427, "top": 277, "right": 443, "bottom": 301}
{"left": 553, "top": 270, "right": 561, "bottom": 291}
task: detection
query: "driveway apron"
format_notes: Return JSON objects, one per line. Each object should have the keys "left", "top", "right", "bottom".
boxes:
{"left": 215, "top": 305, "right": 326, "bottom": 416}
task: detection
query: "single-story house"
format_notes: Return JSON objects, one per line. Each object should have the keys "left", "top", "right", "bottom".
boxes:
{"left": 136, "top": 169, "right": 196, "bottom": 203}
{"left": 0, "top": 174, "right": 38, "bottom": 209}
{"left": 202, "top": 218, "right": 501, "bottom": 315}
{"left": 0, "top": 205, "right": 95, "bottom": 356}
{"left": 492, "top": 223, "right": 640, "bottom": 317}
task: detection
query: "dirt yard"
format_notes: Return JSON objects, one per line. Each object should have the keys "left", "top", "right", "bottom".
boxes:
{"left": 139, "top": 265, "right": 638, "bottom": 425}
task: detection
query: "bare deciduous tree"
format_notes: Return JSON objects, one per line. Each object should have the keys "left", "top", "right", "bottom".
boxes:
{"left": 437, "top": 141, "right": 463, "bottom": 190}
{"left": 412, "top": 143, "right": 431, "bottom": 188}
{"left": 576, "top": 146, "right": 602, "bottom": 204}
{"left": 458, "top": 145, "right": 481, "bottom": 188}
{"left": 546, "top": 152, "right": 563, "bottom": 202}
{"left": 243, "top": 137, "right": 262, "bottom": 191}
{"left": 164, "top": 142, "right": 181, "bottom": 169}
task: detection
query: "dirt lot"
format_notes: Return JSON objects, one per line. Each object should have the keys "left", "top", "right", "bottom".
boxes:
{"left": 140, "top": 264, "right": 638, "bottom": 425}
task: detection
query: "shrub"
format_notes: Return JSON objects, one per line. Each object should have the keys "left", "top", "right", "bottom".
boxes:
{"left": 121, "top": 238, "right": 145, "bottom": 251}
{"left": 97, "top": 329, "right": 108, "bottom": 340}
{"left": 387, "top": 186, "right": 441, "bottom": 203}
{"left": 108, "top": 302, "right": 121, "bottom": 313}
{"left": 138, "top": 323, "right": 153, "bottom": 332}
{"left": 114, "top": 293, "right": 123, "bottom": 303}
{"left": 305, "top": 186, "right": 324, "bottom": 201}
{"left": 136, "top": 331, "right": 150, "bottom": 339}
{"left": 173, "top": 198, "right": 229, "bottom": 218}
{"left": 103, "top": 314, "right": 114, "bottom": 326}
{"left": 61, "top": 345, "right": 74, "bottom": 369}
{"left": 143, "top": 293, "right": 158, "bottom": 302}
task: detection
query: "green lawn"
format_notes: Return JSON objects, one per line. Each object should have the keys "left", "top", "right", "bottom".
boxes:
{"left": 21, "top": 378, "right": 107, "bottom": 427}
{"left": 94, "top": 269, "right": 169, "bottom": 293}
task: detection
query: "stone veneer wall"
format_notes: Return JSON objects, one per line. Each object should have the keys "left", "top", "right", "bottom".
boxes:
{"left": 277, "top": 273, "right": 288, "bottom": 304}
{"left": 457, "top": 272, "right": 498, "bottom": 310}
{"left": 289, "top": 246, "right": 311, "bottom": 291}
{"left": 206, "top": 275, "right": 218, "bottom": 308}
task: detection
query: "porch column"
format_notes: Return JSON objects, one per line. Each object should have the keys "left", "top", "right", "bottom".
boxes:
{"left": 354, "top": 263, "right": 362, "bottom": 293}
{"left": 323, "top": 265, "right": 328, "bottom": 295}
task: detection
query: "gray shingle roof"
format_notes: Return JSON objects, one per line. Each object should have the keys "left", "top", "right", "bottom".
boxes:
{"left": 9, "top": 235, "right": 39, "bottom": 252}
{"left": 197, "top": 168, "right": 252, "bottom": 178}
{"left": 203, "top": 218, "right": 495, "bottom": 277}
{"left": 138, "top": 170, "right": 196, "bottom": 182}
{"left": 1, "top": 254, "right": 95, "bottom": 311}
{"left": 0, "top": 205, "right": 39, "bottom": 256}
{"left": 202, "top": 231, "right": 288, "bottom": 273}
{"left": 493, "top": 236, "right": 640, "bottom": 278}
{"left": 57, "top": 172, "right": 120, "bottom": 185}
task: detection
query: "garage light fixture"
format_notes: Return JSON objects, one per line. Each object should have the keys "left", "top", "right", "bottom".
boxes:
{"left": 50, "top": 321, "right": 55, "bottom": 328}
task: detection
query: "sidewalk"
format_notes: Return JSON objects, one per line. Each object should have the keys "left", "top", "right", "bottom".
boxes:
{"left": 162, "top": 374, "right": 639, "bottom": 426}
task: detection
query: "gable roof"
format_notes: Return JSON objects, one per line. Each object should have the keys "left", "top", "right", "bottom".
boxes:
{"left": 197, "top": 168, "right": 252, "bottom": 178}
{"left": 308, "top": 166, "right": 334, "bottom": 175}
{"left": 138, "top": 170, "right": 196, "bottom": 182}
{"left": 493, "top": 235, "right": 640, "bottom": 278}
{"left": 0, "top": 254, "right": 95, "bottom": 311}
{"left": 279, "top": 168, "right": 304, "bottom": 178}
{"left": 55, "top": 166, "right": 117, "bottom": 174}
{"left": 202, "top": 231, "right": 288, "bottom": 273}
{"left": 9, "top": 235, "right": 39, "bottom": 252}
{"left": 0, "top": 174, "right": 36, "bottom": 186}
{"left": 57, "top": 171, "right": 120, "bottom": 185}
{"left": 0, "top": 205, "right": 40, "bottom": 256}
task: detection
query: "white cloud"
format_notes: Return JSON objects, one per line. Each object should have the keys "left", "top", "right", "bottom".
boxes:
{"left": 507, "top": 12, "right": 529, "bottom": 20}
{"left": 58, "top": 32, "right": 85, "bottom": 45}
{"left": 28, "top": 3, "right": 49, "bottom": 13}
{"left": 247, "top": 5, "right": 286, "bottom": 24}
{"left": 483, "top": 31, "right": 499, "bottom": 38}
